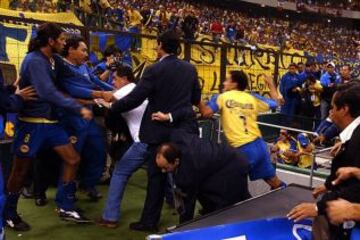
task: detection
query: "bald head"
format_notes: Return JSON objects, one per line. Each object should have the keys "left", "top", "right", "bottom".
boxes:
{"left": 156, "top": 143, "right": 181, "bottom": 173}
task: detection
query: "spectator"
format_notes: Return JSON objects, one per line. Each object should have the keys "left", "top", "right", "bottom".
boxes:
{"left": 234, "top": 24, "right": 246, "bottom": 45}
{"left": 271, "top": 129, "right": 298, "bottom": 165}
{"left": 57, "top": 0, "right": 71, "bottom": 12}
{"left": 155, "top": 5, "right": 170, "bottom": 33}
{"left": 9, "top": 0, "right": 359, "bottom": 60}
{"left": 182, "top": 9, "right": 199, "bottom": 41}
{"left": 310, "top": 62, "right": 321, "bottom": 80}
{"left": 210, "top": 19, "right": 223, "bottom": 46}
{"left": 313, "top": 117, "right": 340, "bottom": 146}
{"left": 279, "top": 63, "right": 302, "bottom": 118}
{"left": 295, "top": 133, "right": 315, "bottom": 169}
{"left": 297, "top": 62, "right": 305, "bottom": 74}
{"left": 99, "top": 0, "right": 111, "bottom": 15}
{"left": 225, "top": 21, "right": 237, "bottom": 44}
{"left": 168, "top": 8, "right": 181, "bottom": 31}
{"left": 298, "top": 63, "right": 313, "bottom": 84}
{"left": 306, "top": 75, "right": 323, "bottom": 120}
{"left": 126, "top": 5, "right": 143, "bottom": 51}
{"left": 140, "top": 3, "right": 154, "bottom": 31}
{"left": 340, "top": 64, "right": 352, "bottom": 84}
{"left": 92, "top": 44, "right": 127, "bottom": 85}
{"left": 320, "top": 62, "right": 341, "bottom": 120}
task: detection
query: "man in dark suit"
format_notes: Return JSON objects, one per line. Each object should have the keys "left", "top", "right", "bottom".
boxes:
{"left": 109, "top": 30, "right": 201, "bottom": 231}
{"left": 288, "top": 82, "right": 360, "bottom": 239}
{"left": 156, "top": 130, "right": 251, "bottom": 223}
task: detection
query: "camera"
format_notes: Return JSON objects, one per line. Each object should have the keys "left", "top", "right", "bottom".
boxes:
{"left": 107, "top": 56, "right": 124, "bottom": 71}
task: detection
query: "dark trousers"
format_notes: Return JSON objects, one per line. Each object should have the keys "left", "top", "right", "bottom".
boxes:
{"left": 180, "top": 171, "right": 251, "bottom": 223}
{"left": 0, "top": 141, "right": 13, "bottom": 182}
{"left": 139, "top": 145, "right": 167, "bottom": 225}
{"left": 33, "top": 150, "right": 61, "bottom": 198}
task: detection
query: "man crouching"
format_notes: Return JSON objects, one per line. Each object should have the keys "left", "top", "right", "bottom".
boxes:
{"left": 155, "top": 130, "right": 251, "bottom": 223}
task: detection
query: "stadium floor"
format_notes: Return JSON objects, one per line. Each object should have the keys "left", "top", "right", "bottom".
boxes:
{"left": 7, "top": 170, "right": 178, "bottom": 240}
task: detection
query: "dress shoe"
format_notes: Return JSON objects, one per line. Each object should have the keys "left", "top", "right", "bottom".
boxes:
{"left": 96, "top": 218, "right": 119, "bottom": 229}
{"left": 129, "top": 221, "right": 158, "bottom": 232}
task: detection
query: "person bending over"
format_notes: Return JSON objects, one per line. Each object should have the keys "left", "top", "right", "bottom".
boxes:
{"left": 155, "top": 130, "right": 251, "bottom": 223}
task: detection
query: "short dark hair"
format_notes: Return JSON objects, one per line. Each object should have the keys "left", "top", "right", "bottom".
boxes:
{"left": 115, "top": 65, "right": 135, "bottom": 83}
{"left": 289, "top": 63, "right": 297, "bottom": 68}
{"left": 103, "top": 44, "right": 122, "bottom": 59}
{"left": 28, "top": 23, "right": 64, "bottom": 52}
{"left": 157, "top": 143, "right": 182, "bottom": 164}
{"left": 230, "top": 70, "right": 248, "bottom": 91}
{"left": 62, "top": 36, "right": 85, "bottom": 57}
{"left": 157, "top": 30, "right": 180, "bottom": 55}
{"left": 342, "top": 64, "right": 351, "bottom": 71}
{"left": 334, "top": 82, "right": 360, "bottom": 118}
{"left": 307, "top": 75, "right": 316, "bottom": 83}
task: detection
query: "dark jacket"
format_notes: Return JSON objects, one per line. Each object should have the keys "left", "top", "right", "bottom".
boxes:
{"left": 0, "top": 69, "right": 23, "bottom": 113}
{"left": 317, "top": 123, "right": 360, "bottom": 239}
{"left": 18, "top": 51, "right": 82, "bottom": 120}
{"left": 171, "top": 131, "right": 250, "bottom": 222}
{"left": 110, "top": 55, "right": 201, "bottom": 144}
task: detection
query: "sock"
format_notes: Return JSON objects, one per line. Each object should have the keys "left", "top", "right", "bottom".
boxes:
{"left": 4, "top": 192, "right": 20, "bottom": 219}
{"left": 55, "top": 182, "right": 76, "bottom": 211}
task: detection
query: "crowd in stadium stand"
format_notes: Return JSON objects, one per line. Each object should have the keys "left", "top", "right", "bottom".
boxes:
{"left": 8, "top": 0, "right": 360, "bottom": 60}
{"left": 292, "top": 0, "right": 360, "bottom": 11}
{"left": 278, "top": 61, "right": 355, "bottom": 120}
{"left": 268, "top": 59, "right": 355, "bottom": 169}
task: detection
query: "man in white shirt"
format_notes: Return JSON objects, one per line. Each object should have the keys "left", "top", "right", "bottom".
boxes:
{"left": 96, "top": 65, "right": 149, "bottom": 228}
{"left": 288, "top": 82, "right": 360, "bottom": 239}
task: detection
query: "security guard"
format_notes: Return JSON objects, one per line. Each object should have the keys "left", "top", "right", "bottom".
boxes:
{"left": 156, "top": 130, "right": 251, "bottom": 223}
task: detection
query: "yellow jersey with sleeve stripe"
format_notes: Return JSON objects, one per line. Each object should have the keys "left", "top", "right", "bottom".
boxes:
{"left": 215, "top": 91, "right": 274, "bottom": 148}
{"left": 296, "top": 141, "right": 315, "bottom": 169}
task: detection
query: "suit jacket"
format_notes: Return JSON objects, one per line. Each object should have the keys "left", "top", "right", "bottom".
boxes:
{"left": 110, "top": 55, "right": 201, "bottom": 144}
{"left": 316, "top": 123, "right": 360, "bottom": 240}
{"left": 317, "top": 124, "right": 360, "bottom": 215}
{"left": 172, "top": 130, "right": 249, "bottom": 195}
{"left": 171, "top": 130, "right": 250, "bottom": 222}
